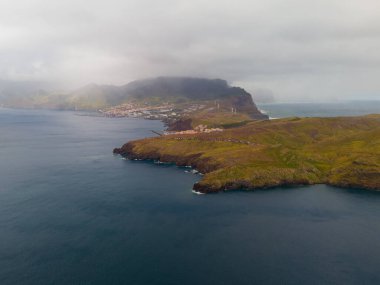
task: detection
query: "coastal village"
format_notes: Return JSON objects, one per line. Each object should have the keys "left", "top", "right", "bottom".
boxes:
{"left": 100, "top": 102, "right": 207, "bottom": 120}
{"left": 164, "top": 124, "right": 223, "bottom": 135}
{"left": 100, "top": 103, "right": 179, "bottom": 119}
{"left": 100, "top": 102, "right": 224, "bottom": 135}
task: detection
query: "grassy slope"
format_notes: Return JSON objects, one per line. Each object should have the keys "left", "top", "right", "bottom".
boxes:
{"left": 189, "top": 110, "right": 253, "bottom": 128}
{"left": 176, "top": 104, "right": 255, "bottom": 129}
{"left": 115, "top": 115, "right": 380, "bottom": 192}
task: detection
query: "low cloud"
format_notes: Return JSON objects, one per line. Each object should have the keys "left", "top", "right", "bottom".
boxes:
{"left": 1, "top": 0, "right": 380, "bottom": 101}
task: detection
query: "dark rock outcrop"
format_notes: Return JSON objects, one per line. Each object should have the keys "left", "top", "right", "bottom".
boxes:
{"left": 165, "top": 118, "right": 193, "bottom": 131}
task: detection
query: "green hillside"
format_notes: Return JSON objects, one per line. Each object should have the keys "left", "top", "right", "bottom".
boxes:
{"left": 114, "top": 115, "right": 380, "bottom": 193}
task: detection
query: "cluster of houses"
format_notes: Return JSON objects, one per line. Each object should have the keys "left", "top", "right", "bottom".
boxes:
{"left": 165, "top": 124, "right": 223, "bottom": 135}
{"left": 100, "top": 102, "right": 208, "bottom": 121}
{"left": 183, "top": 104, "right": 206, "bottom": 113}
{"left": 100, "top": 103, "right": 179, "bottom": 120}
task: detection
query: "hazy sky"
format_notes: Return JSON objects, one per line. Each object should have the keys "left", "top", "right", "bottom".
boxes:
{"left": 1, "top": 0, "right": 380, "bottom": 101}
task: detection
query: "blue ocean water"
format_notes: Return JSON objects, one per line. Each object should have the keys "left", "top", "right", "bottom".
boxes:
{"left": 258, "top": 100, "right": 380, "bottom": 118}
{"left": 1, "top": 106, "right": 380, "bottom": 285}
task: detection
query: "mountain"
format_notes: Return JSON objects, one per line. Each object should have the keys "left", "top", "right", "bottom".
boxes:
{"left": 0, "top": 77, "right": 268, "bottom": 120}
{"left": 125, "top": 77, "right": 247, "bottom": 101}
{"left": 0, "top": 80, "right": 53, "bottom": 108}
{"left": 120, "top": 77, "right": 267, "bottom": 120}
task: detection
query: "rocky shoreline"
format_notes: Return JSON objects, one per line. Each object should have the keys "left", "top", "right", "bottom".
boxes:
{"left": 113, "top": 142, "right": 220, "bottom": 193}
{"left": 114, "top": 143, "right": 380, "bottom": 193}
{"left": 113, "top": 144, "right": 379, "bottom": 193}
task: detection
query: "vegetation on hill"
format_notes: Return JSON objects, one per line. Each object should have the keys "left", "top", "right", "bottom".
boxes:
{"left": 114, "top": 115, "right": 380, "bottom": 193}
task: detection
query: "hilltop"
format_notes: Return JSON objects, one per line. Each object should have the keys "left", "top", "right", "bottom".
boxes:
{"left": 114, "top": 115, "right": 380, "bottom": 193}
{"left": 102, "top": 77, "right": 268, "bottom": 131}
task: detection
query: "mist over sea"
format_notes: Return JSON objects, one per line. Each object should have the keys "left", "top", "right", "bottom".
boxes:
{"left": 1, "top": 103, "right": 380, "bottom": 285}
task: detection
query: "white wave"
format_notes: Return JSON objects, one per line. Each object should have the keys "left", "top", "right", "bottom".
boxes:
{"left": 259, "top": 108, "right": 268, "bottom": 114}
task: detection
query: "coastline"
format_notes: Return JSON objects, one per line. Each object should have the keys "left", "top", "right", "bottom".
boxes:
{"left": 114, "top": 147, "right": 380, "bottom": 194}
{"left": 114, "top": 115, "right": 380, "bottom": 194}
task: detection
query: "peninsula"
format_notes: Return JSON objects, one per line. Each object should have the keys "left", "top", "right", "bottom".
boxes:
{"left": 114, "top": 115, "right": 380, "bottom": 193}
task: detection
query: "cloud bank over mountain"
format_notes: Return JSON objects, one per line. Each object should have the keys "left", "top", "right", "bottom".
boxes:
{"left": 1, "top": 0, "right": 380, "bottom": 101}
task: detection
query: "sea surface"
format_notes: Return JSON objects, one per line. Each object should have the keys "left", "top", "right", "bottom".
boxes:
{"left": 1, "top": 105, "right": 380, "bottom": 285}
{"left": 258, "top": 100, "right": 380, "bottom": 118}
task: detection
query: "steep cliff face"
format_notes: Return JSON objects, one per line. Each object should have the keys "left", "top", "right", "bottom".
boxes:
{"left": 227, "top": 87, "right": 267, "bottom": 119}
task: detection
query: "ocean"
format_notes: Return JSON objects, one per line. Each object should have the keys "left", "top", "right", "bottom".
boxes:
{"left": 1, "top": 104, "right": 380, "bottom": 284}
{"left": 258, "top": 100, "right": 380, "bottom": 118}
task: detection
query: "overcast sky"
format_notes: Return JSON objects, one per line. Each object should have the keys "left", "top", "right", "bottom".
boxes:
{"left": 1, "top": 0, "right": 380, "bottom": 101}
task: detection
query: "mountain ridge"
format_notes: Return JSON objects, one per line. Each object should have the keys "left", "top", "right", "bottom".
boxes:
{"left": 0, "top": 77, "right": 268, "bottom": 125}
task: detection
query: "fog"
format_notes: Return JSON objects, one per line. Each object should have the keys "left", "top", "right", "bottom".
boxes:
{"left": 1, "top": 0, "right": 380, "bottom": 101}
